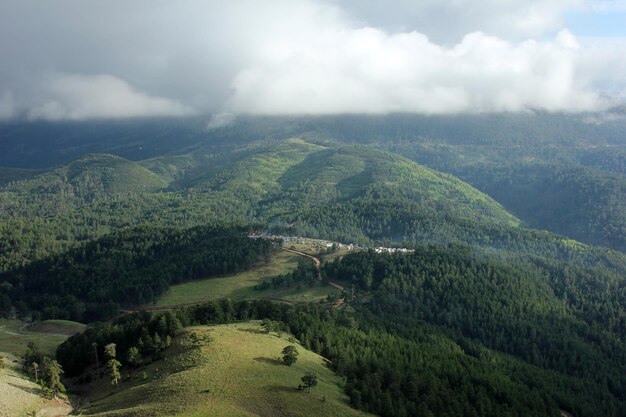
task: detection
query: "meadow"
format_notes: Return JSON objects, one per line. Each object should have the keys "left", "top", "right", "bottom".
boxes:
{"left": 156, "top": 250, "right": 340, "bottom": 307}
{"left": 0, "top": 319, "right": 85, "bottom": 357}
{"left": 78, "top": 321, "right": 371, "bottom": 417}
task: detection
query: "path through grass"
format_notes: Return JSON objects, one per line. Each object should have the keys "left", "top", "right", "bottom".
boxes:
{"left": 0, "top": 319, "right": 85, "bottom": 357}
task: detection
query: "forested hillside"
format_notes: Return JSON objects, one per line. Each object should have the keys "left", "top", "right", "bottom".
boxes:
{"left": 59, "top": 239, "right": 626, "bottom": 417}
{"left": 2, "top": 113, "right": 622, "bottom": 251}
{"left": 0, "top": 226, "right": 274, "bottom": 321}
{"left": 452, "top": 163, "right": 625, "bottom": 251}
{"left": 0, "top": 113, "right": 624, "bottom": 417}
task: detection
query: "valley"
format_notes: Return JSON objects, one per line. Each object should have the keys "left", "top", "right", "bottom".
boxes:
{"left": 0, "top": 113, "right": 624, "bottom": 417}
{"left": 3, "top": 1, "right": 626, "bottom": 415}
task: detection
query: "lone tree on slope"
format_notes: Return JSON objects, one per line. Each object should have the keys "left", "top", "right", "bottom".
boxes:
{"left": 281, "top": 345, "right": 299, "bottom": 366}
{"left": 301, "top": 371, "right": 318, "bottom": 393}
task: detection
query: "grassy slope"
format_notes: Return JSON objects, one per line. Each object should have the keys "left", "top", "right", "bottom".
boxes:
{"left": 0, "top": 356, "right": 46, "bottom": 417}
{"left": 0, "top": 319, "right": 85, "bottom": 357}
{"left": 156, "top": 250, "right": 339, "bottom": 307}
{"left": 79, "top": 322, "right": 370, "bottom": 417}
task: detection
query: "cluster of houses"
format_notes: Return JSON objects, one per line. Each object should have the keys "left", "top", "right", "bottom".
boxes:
{"left": 248, "top": 232, "right": 414, "bottom": 254}
{"left": 373, "top": 246, "right": 414, "bottom": 254}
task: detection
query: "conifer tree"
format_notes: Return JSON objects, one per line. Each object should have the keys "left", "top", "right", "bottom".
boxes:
{"left": 105, "top": 343, "right": 122, "bottom": 385}
{"left": 41, "top": 357, "right": 64, "bottom": 398}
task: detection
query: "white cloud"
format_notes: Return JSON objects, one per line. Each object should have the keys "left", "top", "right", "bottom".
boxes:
{"left": 0, "top": 0, "right": 624, "bottom": 119}
{"left": 588, "top": 0, "right": 626, "bottom": 12}
{"left": 333, "top": 0, "right": 584, "bottom": 42}
{"left": 26, "top": 73, "right": 195, "bottom": 121}
{"left": 228, "top": 29, "right": 605, "bottom": 114}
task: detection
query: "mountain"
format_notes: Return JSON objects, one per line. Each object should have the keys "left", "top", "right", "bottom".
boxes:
{"left": 1, "top": 112, "right": 623, "bottom": 252}
{"left": 454, "top": 163, "right": 626, "bottom": 252}
{"left": 1, "top": 116, "right": 625, "bottom": 417}
{"left": 13, "top": 154, "right": 169, "bottom": 195}
{"left": 0, "top": 139, "right": 518, "bottom": 271}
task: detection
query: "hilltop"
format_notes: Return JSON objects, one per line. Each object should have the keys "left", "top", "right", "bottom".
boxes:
{"left": 76, "top": 322, "right": 370, "bottom": 417}
{"left": 8, "top": 153, "right": 169, "bottom": 195}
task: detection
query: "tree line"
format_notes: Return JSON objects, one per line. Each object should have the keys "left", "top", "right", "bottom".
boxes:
{"left": 0, "top": 226, "right": 276, "bottom": 321}
{"left": 57, "top": 243, "right": 626, "bottom": 416}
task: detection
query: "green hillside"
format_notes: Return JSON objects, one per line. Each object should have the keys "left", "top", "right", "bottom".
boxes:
{"left": 0, "top": 139, "right": 520, "bottom": 271}
{"left": 11, "top": 154, "right": 169, "bottom": 195}
{"left": 77, "top": 322, "right": 370, "bottom": 417}
{"left": 0, "top": 354, "right": 73, "bottom": 417}
{"left": 2, "top": 138, "right": 625, "bottom": 320}
{"left": 454, "top": 163, "right": 626, "bottom": 251}
{"left": 380, "top": 139, "right": 625, "bottom": 252}
{"left": 0, "top": 167, "right": 44, "bottom": 186}
{"left": 0, "top": 319, "right": 84, "bottom": 357}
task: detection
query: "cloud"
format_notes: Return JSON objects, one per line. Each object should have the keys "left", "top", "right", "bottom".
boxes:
{"left": 26, "top": 73, "right": 194, "bottom": 121}
{"left": 333, "top": 0, "right": 584, "bottom": 43}
{"left": 228, "top": 29, "right": 604, "bottom": 114}
{"left": 206, "top": 113, "right": 237, "bottom": 129}
{"left": 0, "top": 92, "right": 16, "bottom": 120}
{"left": 0, "top": 0, "right": 624, "bottom": 119}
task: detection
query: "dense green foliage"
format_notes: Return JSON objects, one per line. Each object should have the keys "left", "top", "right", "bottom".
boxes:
{"left": 254, "top": 259, "right": 319, "bottom": 291}
{"left": 59, "top": 260, "right": 626, "bottom": 417}
{"left": 56, "top": 243, "right": 626, "bottom": 415}
{"left": 57, "top": 311, "right": 182, "bottom": 377}
{"left": 1, "top": 113, "right": 623, "bottom": 251}
{"left": 1, "top": 139, "right": 622, "bottom": 282}
{"left": 451, "top": 163, "right": 625, "bottom": 251}
{"left": 0, "top": 227, "right": 274, "bottom": 321}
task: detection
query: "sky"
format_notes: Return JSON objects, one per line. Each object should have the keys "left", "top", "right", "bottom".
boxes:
{"left": 0, "top": 0, "right": 625, "bottom": 120}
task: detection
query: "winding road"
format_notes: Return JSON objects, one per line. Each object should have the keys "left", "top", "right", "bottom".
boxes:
{"left": 281, "top": 247, "right": 345, "bottom": 306}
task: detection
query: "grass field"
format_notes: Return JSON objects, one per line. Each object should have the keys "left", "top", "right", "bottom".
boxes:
{"left": 156, "top": 250, "right": 340, "bottom": 307}
{"left": 0, "top": 319, "right": 86, "bottom": 357}
{"left": 78, "top": 321, "right": 370, "bottom": 417}
{"left": 0, "top": 358, "right": 45, "bottom": 417}
{"left": 0, "top": 352, "right": 73, "bottom": 417}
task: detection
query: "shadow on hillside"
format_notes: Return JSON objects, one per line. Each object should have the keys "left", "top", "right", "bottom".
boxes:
{"left": 253, "top": 357, "right": 283, "bottom": 366}
{"left": 7, "top": 382, "right": 41, "bottom": 396}
{"left": 267, "top": 384, "right": 300, "bottom": 394}
{"left": 237, "top": 328, "right": 267, "bottom": 335}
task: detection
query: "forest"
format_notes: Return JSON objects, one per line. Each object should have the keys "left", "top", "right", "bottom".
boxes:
{"left": 0, "top": 113, "right": 624, "bottom": 417}
{"left": 0, "top": 226, "right": 275, "bottom": 321}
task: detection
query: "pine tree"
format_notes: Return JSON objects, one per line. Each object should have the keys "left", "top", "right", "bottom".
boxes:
{"left": 92, "top": 342, "right": 99, "bottom": 369}
{"left": 41, "top": 357, "right": 64, "bottom": 398}
{"left": 105, "top": 343, "right": 122, "bottom": 385}
{"left": 126, "top": 347, "right": 142, "bottom": 367}
{"left": 30, "top": 361, "right": 39, "bottom": 383}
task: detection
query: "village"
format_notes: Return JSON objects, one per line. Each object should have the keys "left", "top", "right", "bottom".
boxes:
{"left": 248, "top": 232, "right": 414, "bottom": 254}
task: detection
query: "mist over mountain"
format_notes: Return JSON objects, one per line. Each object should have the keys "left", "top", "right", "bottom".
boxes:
{"left": 1, "top": 2, "right": 625, "bottom": 417}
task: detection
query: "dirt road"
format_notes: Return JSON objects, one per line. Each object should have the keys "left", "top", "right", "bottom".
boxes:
{"left": 281, "top": 248, "right": 346, "bottom": 307}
